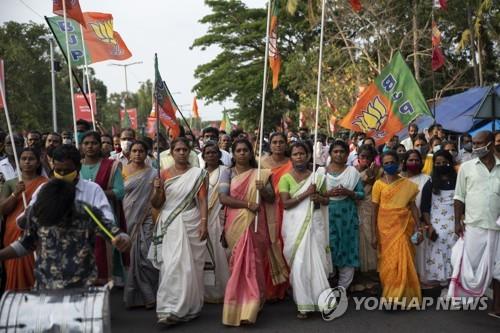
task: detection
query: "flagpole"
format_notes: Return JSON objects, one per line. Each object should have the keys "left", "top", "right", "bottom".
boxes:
{"left": 154, "top": 56, "right": 160, "bottom": 178}
{"left": 80, "top": 24, "right": 96, "bottom": 131}
{"left": 312, "top": 0, "right": 327, "bottom": 179}
{"left": 62, "top": 1, "right": 78, "bottom": 146}
{"left": 0, "top": 69, "right": 27, "bottom": 208}
{"left": 254, "top": 0, "right": 272, "bottom": 233}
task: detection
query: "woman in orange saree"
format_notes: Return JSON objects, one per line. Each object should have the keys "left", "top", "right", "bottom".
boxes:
{"left": 220, "top": 139, "right": 285, "bottom": 326}
{"left": 260, "top": 132, "right": 291, "bottom": 301}
{"left": 0, "top": 148, "right": 47, "bottom": 290}
{"left": 372, "top": 151, "right": 422, "bottom": 308}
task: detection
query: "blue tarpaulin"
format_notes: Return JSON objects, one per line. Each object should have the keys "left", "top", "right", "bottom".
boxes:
{"left": 469, "top": 120, "right": 500, "bottom": 136}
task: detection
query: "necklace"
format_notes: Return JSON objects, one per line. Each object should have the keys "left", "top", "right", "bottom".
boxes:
{"left": 173, "top": 164, "right": 188, "bottom": 175}
{"left": 209, "top": 167, "right": 220, "bottom": 187}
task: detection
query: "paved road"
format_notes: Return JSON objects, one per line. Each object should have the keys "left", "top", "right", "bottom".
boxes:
{"left": 110, "top": 289, "right": 499, "bottom": 332}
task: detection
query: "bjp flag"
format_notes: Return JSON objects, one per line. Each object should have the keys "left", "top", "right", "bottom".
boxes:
{"left": 53, "top": 0, "right": 86, "bottom": 27}
{"left": 339, "top": 52, "right": 430, "bottom": 144}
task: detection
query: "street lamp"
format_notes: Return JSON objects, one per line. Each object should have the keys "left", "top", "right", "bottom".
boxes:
{"left": 109, "top": 61, "right": 143, "bottom": 112}
{"left": 39, "top": 35, "right": 57, "bottom": 132}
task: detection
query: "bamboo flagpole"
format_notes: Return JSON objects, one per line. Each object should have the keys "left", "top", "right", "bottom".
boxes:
{"left": 0, "top": 60, "right": 27, "bottom": 208}
{"left": 80, "top": 24, "right": 96, "bottom": 131}
{"left": 62, "top": 0, "right": 79, "bottom": 146}
{"left": 254, "top": 0, "right": 273, "bottom": 233}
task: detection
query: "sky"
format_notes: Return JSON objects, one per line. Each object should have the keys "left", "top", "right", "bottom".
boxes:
{"left": 1, "top": 0, "right": 264, "bottom": 121}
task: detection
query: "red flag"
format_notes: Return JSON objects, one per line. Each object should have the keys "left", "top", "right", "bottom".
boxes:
{"left": 0, "top": 59, "right": 4, "bottom": 110}
{"left": 53, "top": 0, "right": 86, "bottom": 27}
{"left": 433, "top": 0, "right": 447, "bottom": 10}
{"left": 192, "top": 97, "right": 200, "bottom": 118}
{"left": 120, "top": 108, "right": 138, "bottom": 129}
{"left": 74, "top": 93, "right": 96, "bottom": 122}
{"left": 432, "top": 47, "right": 445, "bottom": 71}
{"left": 269, "top": 1, "right": 281, "bottom": 89}
{"left": 349, "top": 0, "right": 362, "bottom": 12}
{"left": 154, "top": 55, "right": 180, "bottom": 138}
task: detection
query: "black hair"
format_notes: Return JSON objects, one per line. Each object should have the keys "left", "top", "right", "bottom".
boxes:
{"left": 0, "top": 130, "right": 5, "bottom": 143}
{"left": 429, "top": 136, "right": 442, "bottom": 148}
{"left": 269, "top": 132, "right": 288, "bottom": 156}
{"left": 101, "top": 133, "right": 112, "bottom": 142}
{"left": 130, "top": 140, "right": 150, "bottom": 153}
{"left": 428, "top": 123, "right": 442, "bottom": 133}
{"left": 396, "top": 144, "right": 406, "bottom": 152}
{"left": 413, "top": 133, "right": 428, "bottom": 144}
{"left": 381, "top": 150, "right": 400, "bottom": 164}
{"left": 201, "top": 141, "right": 223, "bottom": 166}
{"left": 408, "top": 122, "right": 419, "bottom": 131}
{"left": 52, "top": 145, "right": 82, "bottom": 170}
{"left": 120, "top": 127, "right": 136, "bottom": 138}
{"left": 231, "top": 138, "right": 258, "bottom": 168}
{"left": 402, "top": 149, "right": 423, "bottom": 172}
{"left": 202, "top": 127, "right": 220, "bottom": 138}
{"left": 81, "top": 131, "right": 101, "bottom": 144}
{"left": 33, "top": 179, "right": 75, "bottom": 227}
{"left": 363, "top": 137, "right": 376, "bottom": 147}
{"left": 357, "top": 144, "right": 377, "bottom": 160}
{"left": 229, "top": 129, "right": 244, "bottom": 141}
{"left": 20, "top": 147, "right": 42, "bottom": 175}
{"left": 431, "top": 150, "right": 456, "bottom": 195}
{"left": 27, "top": 130, "right": 42, "bottom": 137}
{"left": 461, "top": 133, "right": 472, "bottom": 140}
{"left": 170, "top": 137, "right": 192, "bottom": 152}
{"left": 328, "top": 139, "right": 349, "bottom": 155}
{"left": 76, "top": 119, "right": 91, "bottom": 131}
{"left": 290, "top": 141, "right": 310, "bottom": 155}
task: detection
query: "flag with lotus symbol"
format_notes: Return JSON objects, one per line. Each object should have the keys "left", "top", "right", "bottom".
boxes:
{"left": 46, "top": 12, "right": 131, "bottom": 67}
{"left": 339, "top": 52, "right": 431, "bottom": 144}
{"left": 154, "top": 54, "right": 181, "bottom": 139}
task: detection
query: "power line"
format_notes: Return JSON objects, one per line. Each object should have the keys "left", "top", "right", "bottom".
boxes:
{"left": 17, "top": 0, "right": 44, "bottom": 20}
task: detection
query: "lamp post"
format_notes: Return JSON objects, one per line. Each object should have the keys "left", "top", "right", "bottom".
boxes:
{"left": 39, "top": 35, "right": 57, "bottom": 132}
{"left": 109, "top": 61, "right": 143, "bottom": 113}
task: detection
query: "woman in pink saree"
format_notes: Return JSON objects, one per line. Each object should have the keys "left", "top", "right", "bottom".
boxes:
{"left": 220, "top": 139, "right": 285, "bottom": 326}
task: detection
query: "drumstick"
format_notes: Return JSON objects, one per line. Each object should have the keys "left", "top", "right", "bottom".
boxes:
{"left": 83, "top": 205, "right": 116, "bottom": 241}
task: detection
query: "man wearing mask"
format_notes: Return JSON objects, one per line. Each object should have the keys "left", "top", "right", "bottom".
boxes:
{"left": 401, "top": 123, "right": 418, "bottom": 150}
{"left": 451, "top": 131, "right": 500, "bottom": 318}
{"left": 459, "top": 133, "right": 473, "bottom": 163}
{"left": 61, "top": 131, "right": 73, "bottom": 145}
{"left": 76, "top": 119, "right": 91, "bottom": 145}
{"left": 198, "top": 127, "right": 231, "bottom": 168}
{"left": 414, "top": 134, "right": 433, "bottom": 175}
{"left": 110, "top": 128, "right": 136, "bottom": 166}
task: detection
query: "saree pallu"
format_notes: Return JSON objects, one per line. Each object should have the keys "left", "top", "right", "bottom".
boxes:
{"left": 3, "top": 176, "right": 47, "bottom": 291}
{"left": 378, "top": 206, "right": 421, "bottom": 306}
{"left": 123, "top": 167, "right": 159, "bottom": 308}
{"left": 265, "top": 160, "right": 292, "bottom": 300}
{"left": 223, "top": 169, "right": 287, "bottom": 326}
{"left": 205, "top": 166, "right": 230, "bottom": 303}
{"left": 149, "top": 168, "right": 207, "bottom": 321}
{"left": 282, "top": 171, "right": 331, "bottom": 312}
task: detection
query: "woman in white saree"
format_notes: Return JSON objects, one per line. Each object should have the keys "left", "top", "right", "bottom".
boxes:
{"left": 201, "top": 142, "right": 230, "bottom": 303}
{"left": 150, "top": 137, "right": 208, "bottom": 326}
{"left": 279, "top": 142, "right": 331, "bottom": 319}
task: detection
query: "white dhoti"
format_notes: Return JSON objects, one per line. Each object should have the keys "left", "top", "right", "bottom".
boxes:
{"left": 448, "top": 226, "right": 500, "bottom": 299}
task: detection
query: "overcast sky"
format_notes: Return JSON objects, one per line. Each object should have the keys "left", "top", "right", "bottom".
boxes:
{"left": 1, "top": 0, "right": 264, "bottom": 120}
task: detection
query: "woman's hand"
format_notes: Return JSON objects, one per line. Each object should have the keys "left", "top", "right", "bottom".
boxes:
{"left": 247, "top": 202, "right": 259, "bottom": 213}
{"left": 305, "top": 184, "right": 316, "bottom": 197}
{"left": 13, "top": 181, "right": 25, "bottom": 197}
{"left": 153, "top": 177, "right": 163, "bottom": 190}
{"left": 112, "top": 234, "right": 131, "bottom": 252}
{"left": 198, "top": 220, "right": 208, "bottom": 241}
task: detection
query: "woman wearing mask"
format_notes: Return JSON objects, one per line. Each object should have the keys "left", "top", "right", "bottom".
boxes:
{"left": 150, "top": 137, "right": 208, "bottom": 326}
{"left": 355, "top": 144, "right": 380, "bottom": 290}
{"left": 0, "top": 148, "right": 47, "bottom": 290}
{"left": 413, "top": 134, "right": 432, "bottom": 175}
{"left": 219, "top": 139, "right": 280, "bottom": 326}
{"left": 325, "top": 140, "right": 364, "bottom": 290}
{"left": 201, "top": 142, "right": 230, "bottom": 304}
{"left": 420, "top": 150, "right": 458, "bottom": 296}
{"left": 80, "top": 131, "right": 125, "bottom": 285}
{"left": 122, "top": 141, "right": 159, "bottom": 309}
{"left": 442, "top": 141, "right": 460, "bottom": 168}
{"left": 396, "top": 144, "right": 407, "bottom": 170}
{"left": 259, "top": 132, "right": 291, "bottom": 301}
{"left": 372, "top": 151, "right": 422, "bottom": 307}
{"left": 279, "top": 142, "right": 331, "bottom": 319}
{"left": 402, "top": 149, "right": 431, "bottom": 287}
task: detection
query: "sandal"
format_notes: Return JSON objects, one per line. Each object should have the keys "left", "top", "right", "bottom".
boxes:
{"left": 297, "top": 312, "right": 308, "bottom": 319}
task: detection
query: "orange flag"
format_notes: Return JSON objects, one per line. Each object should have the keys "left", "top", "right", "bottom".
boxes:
{"left": 192, "top": 97, "right": 200, "bottom": 118}
{"left": 269, "top": 0, "right": 281, "bottom": 89}
{"left": 349, "top": 0, "right": 362, "bottom": 12}
{"left": 53, "top": 0, "right": 86, "bottom": 27}
{"left": 0, "top": 59, "right": 4, "bottom": 110}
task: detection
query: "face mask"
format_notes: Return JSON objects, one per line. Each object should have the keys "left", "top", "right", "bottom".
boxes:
{"left": 62, "top": 138, "right": 72, "bottom": 145}
{"left": 53, "top": 170, "right": 78, "bottom": 183}
{"left": 383, "top": 163, "right": 399, "bottom": 175}
{"left": 416, "top": 146, "right": 429, "bottom": 156}
{"left": 382, "top": 145, "right": 390, "bottom": 153}
{"left": 357, "top": 140, "right": 364, "bottom": 147}
{"left": 76, "top": 132, "right": 85, "bottom": 144}
{"left": 120, "top": 140, "right": 133, "bottom": 154}
{"left": 406, "top": 163, "right": 421, "bottom": 173}
{"left": 432, "top": 145, "right": 441, "bottom": 153}
{"left": 448, "top": 150, "right": 458, "bottom": 158}
{"left": 434, "top": 165, "right": 454, "bottom": 175}
{"left": 463, "top": 142, "right": 472, "bottom": 152}
{"left": 471, "top": 142, "right": 491, "bottom": 159}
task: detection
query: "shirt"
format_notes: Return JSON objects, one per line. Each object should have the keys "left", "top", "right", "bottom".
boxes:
{"left": 11, "top": 202, "right": 121, "bottom": 290}
{"left": 198, "top": 149, "right": 232, "bottom": 168}
{"left": 0, "top": 157, "right": 17, "bottom": 184}
{"left": 454, "top": 156, "right": 500, "bottom": 230}
{"left": 401, "top": 137, "right": 413, "bottom": 151}
{"left": 159, "top": 149, "right": 199, "bottom": 170}
{"left": 110, "top": 152, "right": 153, "bottom": 167}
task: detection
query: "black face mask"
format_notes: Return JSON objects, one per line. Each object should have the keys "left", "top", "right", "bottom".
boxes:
{"left": 434, "top": 165, "right": 454, "bottom": 175}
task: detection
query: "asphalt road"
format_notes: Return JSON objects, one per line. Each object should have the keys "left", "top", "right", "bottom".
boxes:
{"left": 110, "top": 289, "right": 499, "bottom": 332}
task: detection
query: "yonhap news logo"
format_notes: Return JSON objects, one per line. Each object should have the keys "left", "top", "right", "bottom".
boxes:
{"left": 317, "top": 286, "right": 348, "bottom": 321}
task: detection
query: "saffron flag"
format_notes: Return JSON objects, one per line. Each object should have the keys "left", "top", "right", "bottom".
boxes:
{"left": 349, "top": 0, "right": 362, "bottom": 12}
{"left": 431, "top": 21, "right": 445, "bottom": 71}
{"left": 120, "top": 108, "right": 138, "bottom": 129}
{"left": 192, "top": 97, "right": 200, "bottom": 118}
{"left": 339, "top": 52, "right": 431, "bottom": 144}
{"left": 219, "top": 111, "right": 232, "bottom": 133}
{"left": 53, "top": 0, "right": 86, "bottom": 27}
{"left": 269, "top": 0, "right": 281, "bottom": 89}
{"left": 0, "top": 59, "right": 4, "bottom": 110}
{"left": 154, "top": 54, "right": 180, "bottom": 138}
{"left": 46, "top": 13, "right": 131, "bottom": 67}
{"left": 433, "top": 0, "right": 447, "bottom": 10}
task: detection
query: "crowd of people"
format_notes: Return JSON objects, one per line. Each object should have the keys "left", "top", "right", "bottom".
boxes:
{"left": 0, "top": 119, "right": 499, "bottom": 326}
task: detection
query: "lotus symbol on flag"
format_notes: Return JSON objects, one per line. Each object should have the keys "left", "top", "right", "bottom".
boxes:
{"left": 352, "top": 96, "right": 387, "bottom": 132}
{"left": 90, "top": 20, "right": 117, "bottom": 45}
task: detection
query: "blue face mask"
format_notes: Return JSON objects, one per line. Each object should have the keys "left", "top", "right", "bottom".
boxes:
{"left": 383, "top": 163, "right": 399, "bottom": 175}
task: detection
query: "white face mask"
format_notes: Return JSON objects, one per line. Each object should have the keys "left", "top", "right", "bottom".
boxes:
{"left": 62, "top": 138, "right": 72, "bottom": 145}
{"left": 120, "top": 140, "right": 133, "bottom": 154}
{"left": 433, "top": 145, "right": 441, "bottom": 153}
{"left": 152, "top": 151, "right": 158, "bottom": 159}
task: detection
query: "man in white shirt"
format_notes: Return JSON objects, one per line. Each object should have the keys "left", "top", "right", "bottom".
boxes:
{"left": 0, "top": 133, "right": 23, "bottom": 188}
{"left": 401, "top": 123, "right": 418, "bottom": 151}
{"left": 451, "top": 131, "right": 500, "bottom": 318}
{"left": 110, "top": 128, "right": 135, "bottom": 166}
{"left": 198, "top": 127, "right": 232, "bottom": 168}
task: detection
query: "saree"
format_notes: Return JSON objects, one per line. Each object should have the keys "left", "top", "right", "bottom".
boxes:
{"left": 149, "top": 167, "right": 207, "bottom": 321}
{"left": 372, "top": 178, "right": 421, "bottom": 306}
{"left": 204, "top": 166, "right": 230, "bottom": 303}
{"left": 358, "top": 169, "right": 377, "bottom": 272}
{"left": 3, "top": 176, "right": 47, "bottom": 290}
{"left": 123, "top": 167, "right": 159, "bottom": 308}
{"left": 265, "top": 159, "right": 292, "bottom": 300}
{"left": 281, "top": 169, "right": 331, "bottom": 312}
{"left": 223, "top": 168, "right": 287, "bottom": 326}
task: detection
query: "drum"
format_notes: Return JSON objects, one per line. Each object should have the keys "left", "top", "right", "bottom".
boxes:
{"left": 0, "top": 286, "right": 111, "bottom": 332}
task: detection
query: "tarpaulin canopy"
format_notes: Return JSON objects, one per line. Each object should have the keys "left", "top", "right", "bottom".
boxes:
{"left": 469, "top": 120, "right": 500, "bottom": 136}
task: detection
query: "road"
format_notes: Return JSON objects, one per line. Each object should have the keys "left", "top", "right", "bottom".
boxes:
{"left": 110, "top": 288, "right": 499, "bottom": 332}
